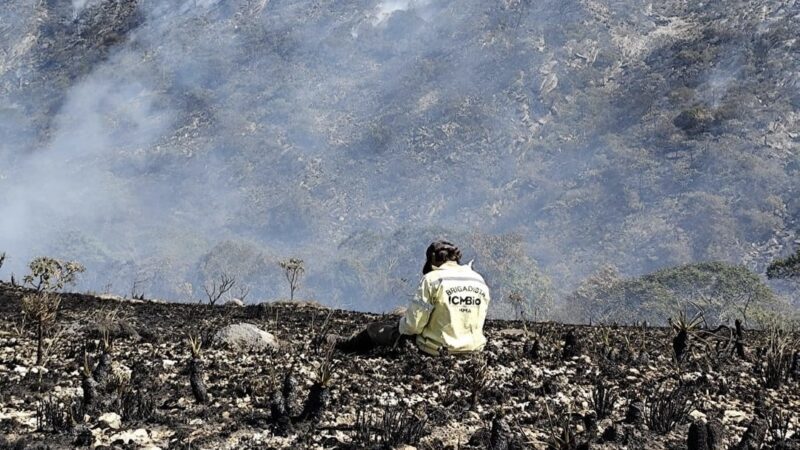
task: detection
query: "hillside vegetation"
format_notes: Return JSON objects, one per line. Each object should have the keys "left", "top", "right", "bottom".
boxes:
{"left": 0, "top": 0, "right": 798, "bottom": 314}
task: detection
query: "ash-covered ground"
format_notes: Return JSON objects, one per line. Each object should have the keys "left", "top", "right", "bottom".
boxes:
{"left": 1, "top": 283, "right": 798, "bottom": 449}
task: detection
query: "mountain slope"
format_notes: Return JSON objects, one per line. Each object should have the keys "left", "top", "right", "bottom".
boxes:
{"left": 0, "top": 0, "right": 798, "bottom": 312}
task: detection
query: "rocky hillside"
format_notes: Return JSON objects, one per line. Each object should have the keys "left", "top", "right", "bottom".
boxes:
{"left": 1, "top": 284, "right": 799, "bottom": 449}
{"left": 0, "top": 0, "right": 798, "bottom": 311}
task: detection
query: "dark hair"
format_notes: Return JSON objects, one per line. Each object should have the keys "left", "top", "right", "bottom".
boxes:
{"left": 423, "top": 241, "right": 462, "bottom": 274}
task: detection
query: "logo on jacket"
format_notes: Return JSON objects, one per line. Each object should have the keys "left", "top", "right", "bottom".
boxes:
{"left": 448, "top": 295, "right": 482, "bottom": 306}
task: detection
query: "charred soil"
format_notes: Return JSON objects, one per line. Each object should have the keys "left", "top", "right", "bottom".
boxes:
{"left": 0, "top": 283, "right": 798, "bottom": 449}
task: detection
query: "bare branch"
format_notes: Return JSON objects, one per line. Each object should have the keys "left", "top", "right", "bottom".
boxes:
{"left": 236, "top": 285, "right": 251, "bottom": 303}
{"left": 204, "top": 273, "right": 236, "bottom": 305}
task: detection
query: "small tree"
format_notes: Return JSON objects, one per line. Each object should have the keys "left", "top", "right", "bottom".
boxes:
{"left": 23, "top": 257, "right": 85, "bottom": 293}
{"left": 0, "top": 252, "right": 5, "bottom": 271}
{"left": 203, "top": 272, "right": 236, "bottom": 306}
{"left": 22, "top": 292, "right": 61, "bottom": 366}
{"left": 279, "top": 258, "right": 304, "bottom": 301}
{"left": 21, "top": 257, "right": 84, "bottom": 366}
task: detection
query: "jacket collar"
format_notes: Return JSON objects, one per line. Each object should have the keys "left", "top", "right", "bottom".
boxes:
{"left": 431, "top": 260, "right": 462, "bottom": 271}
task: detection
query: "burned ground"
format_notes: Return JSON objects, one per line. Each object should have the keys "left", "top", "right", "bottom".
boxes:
{"left": 0, "top": 283, "right": 798, "bottom": 449}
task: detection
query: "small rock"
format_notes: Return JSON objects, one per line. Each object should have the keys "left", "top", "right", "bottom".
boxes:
{"left": 690, "top": 410, "right": 707, "bottom": 421}
{"left": 724, "top": 410, "right": 747, "bottom": 423}
{"left": 212, "top": 323, "right": 280, "bottom": 351}
{"left": 110, "top": 428, "right": 149, "bottom": 445}
{"left": 98, "top": 412, "right": 122, "bottom": 430}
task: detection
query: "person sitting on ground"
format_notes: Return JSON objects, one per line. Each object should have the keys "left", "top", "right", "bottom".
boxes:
{"left": 334, "top": 240, "right": 491, "bottom": 356}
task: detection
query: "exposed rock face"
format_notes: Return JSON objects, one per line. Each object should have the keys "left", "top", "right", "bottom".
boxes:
{"left": 212, "top": 323, "right": 280, "bottom": 351}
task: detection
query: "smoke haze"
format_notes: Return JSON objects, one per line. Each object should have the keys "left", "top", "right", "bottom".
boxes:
{"left": 0, "top": 0, "right": 798, "bottom": 315}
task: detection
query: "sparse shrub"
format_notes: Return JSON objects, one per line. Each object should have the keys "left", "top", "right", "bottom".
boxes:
{"left": 645, "top": 385, "right": 694, "bottom": 434}
{"left": 464, "top": 355, "right": 489, "bottom": 411}
{"left": 350, "top": 407, "right": 427, "bottom": 449}
{"left": 544, "top": 404, "right": 588, "bottom": 450}
{"left": 18, "top": 258, "right": 83, "bottom": 367}
{"left": 279, "top": 258, "right": 304, "bottom": 301}
{"left": 671, "top": 311, "right": 704, "bottom": 363}
{"left": 36, "top": 396, "right": 83, "bottom": 433}
{"left": 572, "top": 262, "right": 776, "bottom": 326}
{"left": 203, "top": 272, "right": 236, "bottom": 305}
{"left": 766, "top": 409, "right": 792, "bottom": 449}
{"left": 22, "top": 292, "right": 61, "bottom": 366}
{"left": 120, "top": 389, "right": 156, "bottom": 422}
{"left": 24, "top": 257, "right": 85, "bottom": 293}
{"left": 590, "top": 378, "right": 617, "bottom": 420}
{"left": 309, "top": 310, "right": 335, "bottom": 355}
{"left": 299, "top": 344, "right": 336, "bottom": 424}
{"left": 762, "top": 324, "right": 796, "bottom": 389}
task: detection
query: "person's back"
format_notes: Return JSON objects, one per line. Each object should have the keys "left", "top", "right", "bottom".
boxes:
{"left": 400, "top": 247, "right": 491, "bottom": 355}
{"left": 332, "top": 240, "right": 490, "bottom": 356}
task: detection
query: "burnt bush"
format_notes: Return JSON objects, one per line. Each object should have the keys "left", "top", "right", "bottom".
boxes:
{"left": 645, "top": 386, "right": 694, "bottom": 434}
{"left": 36, "top": 396, "right": 83, "bottom": 433}
{"left": 349, "top": 407, "right": 427, "bottom": 449}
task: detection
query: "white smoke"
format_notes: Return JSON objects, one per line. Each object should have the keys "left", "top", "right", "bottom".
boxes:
{"left": 0, "top": 53, "right": 173, "bottom": 280}
{"left": 371, "top": 0, "right": 431, "bottom": 26}
{"left": 72, "top": 0, "right": 96, "bottom": 17}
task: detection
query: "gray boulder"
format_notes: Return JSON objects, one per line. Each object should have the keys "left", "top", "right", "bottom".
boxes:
{"left": 213, "top": 323, "right": 279, "bottom": 351}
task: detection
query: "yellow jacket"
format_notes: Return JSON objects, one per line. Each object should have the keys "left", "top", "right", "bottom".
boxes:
{"left": 399, "top": 261, "right": 491, "bottom": 355}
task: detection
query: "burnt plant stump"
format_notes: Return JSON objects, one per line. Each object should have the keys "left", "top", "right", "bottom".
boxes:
{"left": 688, "top": 420, "right": 723, "bottom": 450}
{"left": 189, "top": 357, "right": 209, "bottom": 404}
{"left": 81, "top": 374, "right": 98, "bottom": 410}
{"left": 733, "top": 417, "right": 767, "bottom": 450}
{"left": 489, "top": 414, "right": 511, "bottom": 450}
{"left": 562, "top": 330, "right": 581, "bottom": 359}
{"left": 673, "top": 329, "right": 689, "bottom": 363}
{"left": 524, "top": 339, "right": 541, "bottom": 360}
{"left": 624, "top": 400, "right": 644, "bottom": 425}
{"left": 734, "top": 320, "right": 746, "bottom": 360}
{"left": 92, "top": 352, "right": 112, "bottom": 386}
{"left": 300, "top": 383, "right": 330, "bottom": 424}
{"left": 269, "top": 391, "right": 287, "bottom": 420}
{"left": 282, "top": 372, "right": 300, "bottom": 417}
{"left": 706, "top": 420, "right": 724, "bottom": 450}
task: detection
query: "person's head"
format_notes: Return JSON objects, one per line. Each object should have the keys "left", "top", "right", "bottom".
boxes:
{"left": 423, "top": 240, "right": 462, "bottom": 274}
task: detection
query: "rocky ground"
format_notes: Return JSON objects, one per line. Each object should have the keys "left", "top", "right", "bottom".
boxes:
{"left": 1, "top": 283, "right": 799, "bottom": 449}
